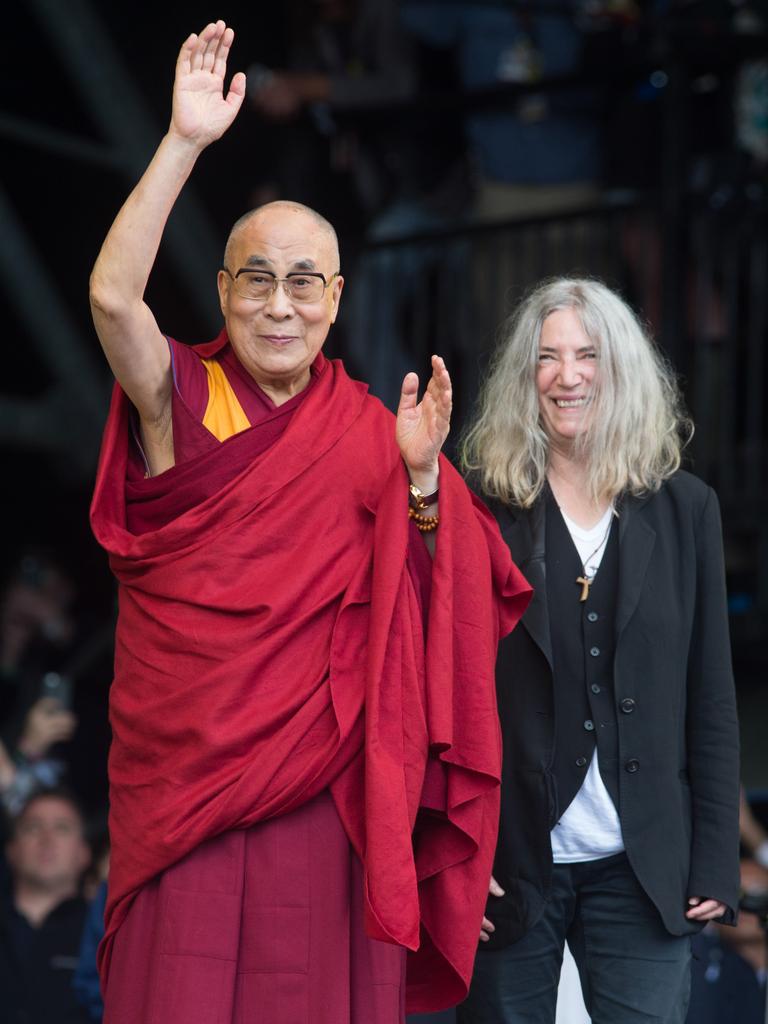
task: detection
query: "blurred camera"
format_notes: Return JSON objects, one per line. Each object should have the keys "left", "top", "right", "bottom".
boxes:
{"left": 40, "top": 671, "right": 73, "bottom": 710}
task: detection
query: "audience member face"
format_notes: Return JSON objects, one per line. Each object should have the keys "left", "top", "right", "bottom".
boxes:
{"left": 6, "top": 796, "right": 90, "bottom": 893}
{"left": 217, "top": 207, "right": 343, "bottom": 398}
{"left": 537, "top": 308, "right": 598, "bottom": 448}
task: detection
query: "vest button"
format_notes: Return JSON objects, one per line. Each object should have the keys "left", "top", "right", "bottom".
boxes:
{"left": 625, "top": 758, "right": 640, "bottom": 773}
{"left": 576, "top": 756, "right": 587, "bottom": 767}
{"left": 584, "top": 719, "right": 595, "bottom": 731}
{"left": 587, "top": 611, "right": 598, "bottom": 622}
{"left": 620, "top": 698, "right": 636, "bottom": 714}
{"left": 589, "top": 646, "right": 601, "bottom": 657}
{"left": 591, "top": 684, "right": 601, "bottom": 694}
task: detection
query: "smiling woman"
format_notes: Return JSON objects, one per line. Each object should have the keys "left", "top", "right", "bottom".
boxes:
{"left": 457, "top": 277, "right": 740, "bottom": 1024}
{"left": 461, "top": 277, "right": 691, "bottom": 511}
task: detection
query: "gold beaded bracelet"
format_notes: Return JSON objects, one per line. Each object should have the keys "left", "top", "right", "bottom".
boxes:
{"left": 408, "top": 506, "right": 439, "bottom": 532}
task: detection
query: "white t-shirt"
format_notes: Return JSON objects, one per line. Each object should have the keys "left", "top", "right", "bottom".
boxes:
{"left": 550, "top": 505, "right": 624, "bottom": 864}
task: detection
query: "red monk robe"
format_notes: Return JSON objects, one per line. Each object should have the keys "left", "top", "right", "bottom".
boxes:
{"left": 90, "top": 331, "right": 531, "bottom": 1020}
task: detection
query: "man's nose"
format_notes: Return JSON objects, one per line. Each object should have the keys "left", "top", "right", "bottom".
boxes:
{"left": 263, "top": 281, "right": 294, "bottom": 318}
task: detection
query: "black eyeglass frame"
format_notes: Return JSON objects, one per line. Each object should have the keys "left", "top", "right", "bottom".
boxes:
{"left": 222, "top": 266, "right": 340, "bottom": 301}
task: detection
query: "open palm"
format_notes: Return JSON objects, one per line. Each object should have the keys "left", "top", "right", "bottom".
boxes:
{"left": 396, "top": 355, "right": 452, "bottom": 476}
{"left": 171, "top": 21, "right": 245, "bottom": 146}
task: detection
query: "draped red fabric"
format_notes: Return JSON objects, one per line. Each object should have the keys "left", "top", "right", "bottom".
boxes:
{"left": 90, "top": 356, "right": 531, "bottom": 1013}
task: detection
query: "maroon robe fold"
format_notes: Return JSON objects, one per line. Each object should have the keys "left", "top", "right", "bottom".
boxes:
{"left": 90, "top": 351, "right": 531, "bottom": 1014}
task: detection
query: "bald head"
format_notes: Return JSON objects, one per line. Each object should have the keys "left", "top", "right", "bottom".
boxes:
{"left": 224, "top": 201, "right": 340, "bottom": 273}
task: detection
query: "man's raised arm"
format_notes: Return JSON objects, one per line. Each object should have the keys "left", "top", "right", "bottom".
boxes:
{"left": 89, "top": 22, "right": 245, "bottom": 462}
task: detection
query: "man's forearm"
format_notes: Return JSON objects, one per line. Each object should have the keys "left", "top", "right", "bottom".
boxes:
{"left": 89, "top": 133, "right": 202, "bottom": 317}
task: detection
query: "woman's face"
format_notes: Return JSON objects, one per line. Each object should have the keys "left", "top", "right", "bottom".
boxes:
{"left": 536, "top": 308, "right": 599, "bottom": 446}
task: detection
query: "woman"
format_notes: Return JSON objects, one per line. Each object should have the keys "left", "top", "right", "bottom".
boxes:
{"left": 458, "top": 278, "right": 740, "bottom": 1023}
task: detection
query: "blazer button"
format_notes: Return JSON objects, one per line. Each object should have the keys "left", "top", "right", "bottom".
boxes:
{"left": 620, "top": 698, "right": 636, "bottom": 714}
{"left": 591, "top": 684, "right": 601, "bottom": 694}
{"left": 576, "top": 756, "right": 587, "bottom": 767}
{"left": 584, "top": 719, "right": 595, "bottom": 731}
{"left": 589, "top": 646, "right": 600, "bottom": 657}
{"left": 587, "top": 611, "right": 598, "bottom": 622}
{"left": 625, "top": 758, "right": 640, "bottom": 773}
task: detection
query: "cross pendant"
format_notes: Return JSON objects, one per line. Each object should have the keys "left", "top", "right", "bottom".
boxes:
{"left": 576, "top": 576, "right": 591, "bottom": 602}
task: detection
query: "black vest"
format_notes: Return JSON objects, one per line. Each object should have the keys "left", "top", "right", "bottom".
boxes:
{"left": 545, "top": 493, "right": 620, "bottom": 820}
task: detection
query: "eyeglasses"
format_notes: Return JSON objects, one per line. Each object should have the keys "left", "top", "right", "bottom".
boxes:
{"left": 223, "top": 267, "right": 339, "bottom": 303}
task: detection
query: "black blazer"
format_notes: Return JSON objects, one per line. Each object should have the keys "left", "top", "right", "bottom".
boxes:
{"left": 483, "top": 470, "right": 740, "bottom": 947}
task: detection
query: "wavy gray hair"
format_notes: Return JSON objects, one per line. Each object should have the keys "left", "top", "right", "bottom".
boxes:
{"left": 459, "top": 277, "right": 692, "bottom": 507}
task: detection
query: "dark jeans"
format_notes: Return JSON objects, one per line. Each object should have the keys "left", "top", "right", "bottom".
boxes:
{"left": 458, "top": 853, "right": 691, "bottom": 1024}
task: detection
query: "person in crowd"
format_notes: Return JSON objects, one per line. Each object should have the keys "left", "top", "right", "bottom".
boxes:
{"left": 0, "top": 788, "right": 92, "bottom": 1024}
{"left": 687, "top": 855, "right": 768, "bottom": 1024}
{"left": 0, "top": 552, "right": 79, "bottom": 816}
{"left": 0, "top": 549, "right": 112, "bottom": 820}
{"left": 87, "top": 21, "right": 530, "bottom": 1024}
{"left": 458, "top": 277, "right": 740, "bottom": 1022}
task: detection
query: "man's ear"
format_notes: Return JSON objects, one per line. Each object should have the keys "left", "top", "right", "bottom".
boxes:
{"left": 217, "top": 270, "right": 231, "bottom": 318}
{"left": 330, "top": 274, "right": 345, "bottom": 324}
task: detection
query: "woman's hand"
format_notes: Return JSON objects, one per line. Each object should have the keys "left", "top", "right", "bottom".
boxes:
{"left": 396, "top": 355, "right": 452, "bottom": 490}
{"left": 480, "top": 875, "right": 505, "bottom": 942}
{"left": 170, "top": 21, "right": 246, "bottom": 148}
{"left": 685, "top": 896, "right": 727, "bottom": 921}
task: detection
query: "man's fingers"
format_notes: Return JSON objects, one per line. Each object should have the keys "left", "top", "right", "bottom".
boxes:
{"left": 178, "top": 33, "right": 197, "bottom": 75}
{"left": 202, "top": 21, "right": 225, "bottom": 71}
{"left": 489, "top": 875, "right": 505, "bottom": 897}
{"left": 398, "top": 371, "right": 419, "bottom": 411}
{"left": 227, "top": 72, "right": 248, "bottom": 107}
{"left": 213, "top": 26, "right": 235, "bottom": 79}
{"left": 191, "top": 22, "right": 220, "bottom": 71}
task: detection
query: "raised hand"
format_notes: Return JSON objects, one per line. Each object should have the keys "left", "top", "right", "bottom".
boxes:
{"left": 170, "top": 21, "right": 246, "bottom": 148}
{"left": 396, "top": 355, "right": 452, "bottom": 487}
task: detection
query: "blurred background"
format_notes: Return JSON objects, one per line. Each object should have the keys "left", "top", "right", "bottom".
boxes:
{"left": 2, "top": 1, "right": 767, "bottom": 1020}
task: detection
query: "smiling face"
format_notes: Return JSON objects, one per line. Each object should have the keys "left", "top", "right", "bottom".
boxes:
{"left": 537, "top": 307, "right": 599, "bottom": 447}
{"left": 217, "top": 205, "right": 344, "bottom": 401}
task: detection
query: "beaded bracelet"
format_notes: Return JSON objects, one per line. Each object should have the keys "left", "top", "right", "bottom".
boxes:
{"left": 408, "top": 506, "right": 439, "bottom": 532}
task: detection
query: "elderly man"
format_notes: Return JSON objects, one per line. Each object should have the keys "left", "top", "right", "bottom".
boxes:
{"left": 88, "top": 21, "right": 530, "bottom": 1024}
{"left": 1, "top": 789, "right": 92, "bottom": 1024}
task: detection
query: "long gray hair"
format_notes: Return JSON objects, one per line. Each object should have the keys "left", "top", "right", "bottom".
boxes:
{"left": 459, "top": 278, "right": 692, "bottom": 507}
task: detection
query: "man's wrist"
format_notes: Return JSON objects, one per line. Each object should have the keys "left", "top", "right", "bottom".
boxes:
{"left": 405, "top": 466, "right": 439, "bottom": 496}
{"left": 162, "top": 130, "right": 208, "bottom": 161}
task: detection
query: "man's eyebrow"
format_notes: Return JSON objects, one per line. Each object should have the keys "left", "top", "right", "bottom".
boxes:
{"left": 243, "top": 255, "right": 274, "bottom": 269}
{"left": 241, "top": 256, "right": 320, "bottom": 272}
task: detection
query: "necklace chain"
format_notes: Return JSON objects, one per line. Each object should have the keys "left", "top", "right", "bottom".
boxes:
{"left": 580, "top": 513, "right": 614, "bottom": 581}
{"left": 574, "top": 510, "right": 613, "bottom": 602}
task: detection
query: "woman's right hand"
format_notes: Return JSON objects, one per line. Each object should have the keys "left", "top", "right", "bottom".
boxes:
{"left": 480, "top": 874, "right": 505, "bottom": 941}
{"left": 170, "top": 21, "right": 246, "bottom": 148}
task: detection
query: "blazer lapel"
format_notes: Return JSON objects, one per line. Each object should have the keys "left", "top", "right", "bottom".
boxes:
{"left": 500, "top": 500, "right": 553, "bottom": 669}
{"left": 616, "top": 494, "right": 656, "bottom": 635}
